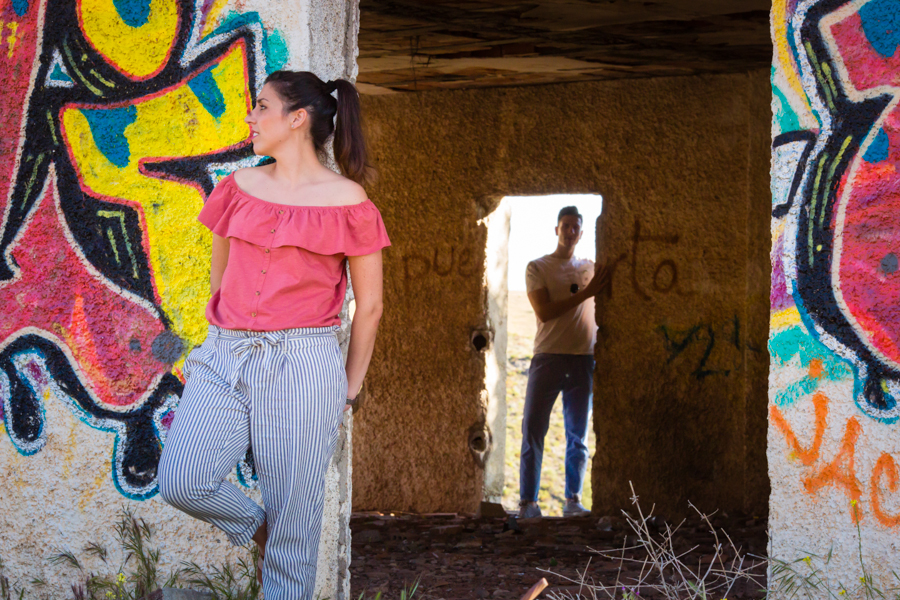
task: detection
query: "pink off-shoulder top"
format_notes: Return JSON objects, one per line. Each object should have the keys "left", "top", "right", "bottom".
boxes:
{"left": 197, "top": 173, "right": 391, "bottom": 331}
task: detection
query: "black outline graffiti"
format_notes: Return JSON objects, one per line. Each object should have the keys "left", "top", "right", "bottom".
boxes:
{"left": 658, "top": 316, "right": 750, "bottom": 380}
{"left": 772, "top": 130, "right": 817, "bottom": 219}
{"left": 0, "top": 0, "right": 266, "bottom": 497}
{"left": 785, "top": 0, "right": 897, "bottom": 414}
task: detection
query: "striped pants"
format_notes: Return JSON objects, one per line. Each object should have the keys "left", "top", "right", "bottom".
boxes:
{"left": 158, "top": 325, "right": 346, "bottom": 600}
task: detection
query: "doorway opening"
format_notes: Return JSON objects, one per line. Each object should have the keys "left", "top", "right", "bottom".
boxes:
{"left": 483, "top": 194, "right": 603, "bottom": 516}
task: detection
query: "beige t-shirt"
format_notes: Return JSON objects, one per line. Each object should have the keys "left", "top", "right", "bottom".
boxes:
{"left": 525, "top": 255, "right": 597, "bottom": 356}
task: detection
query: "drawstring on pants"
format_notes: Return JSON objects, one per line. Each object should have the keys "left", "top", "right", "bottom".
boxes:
{"left": 226, "top": 330, "right": 290, "bottom": 395}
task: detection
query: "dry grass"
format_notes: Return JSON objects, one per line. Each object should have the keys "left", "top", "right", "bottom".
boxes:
{"left": 538, "top": 483, "right": 766, "bottom": 599}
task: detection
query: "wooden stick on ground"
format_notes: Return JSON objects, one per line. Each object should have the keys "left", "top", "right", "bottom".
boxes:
{"left": 520, "top": 578, "right": 548, "bottom": 600}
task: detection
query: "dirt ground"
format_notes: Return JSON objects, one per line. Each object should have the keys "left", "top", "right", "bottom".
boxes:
{"left": 348, "top": 511, "right": 768, "bottom": 599}
{"left": 348, "top": 292, "right": 768, "bottom": 599}
{"left": 502, "top": 291, "right": 595, "bottom": 516}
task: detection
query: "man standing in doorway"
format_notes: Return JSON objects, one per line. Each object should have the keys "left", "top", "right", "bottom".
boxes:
{"left": 519, "top": 206, "right": 607, "bottom": 519}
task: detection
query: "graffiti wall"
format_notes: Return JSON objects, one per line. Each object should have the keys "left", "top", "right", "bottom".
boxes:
{"left": 0, "top": 0, "right": 358, "bottom": 596}
{"left": 769, "top": 0, "right": 900, "bottom": 590}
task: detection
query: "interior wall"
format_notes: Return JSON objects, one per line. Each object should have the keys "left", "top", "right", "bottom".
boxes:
{"left": 358, "top": 69, "right": 772, "bottom": 515}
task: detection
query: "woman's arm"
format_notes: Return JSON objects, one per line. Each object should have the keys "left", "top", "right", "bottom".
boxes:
{"left": 210, "top": 233, "right": 230, "bottom": 294}
{"left": 345, "top": 250, "right": 384, "bottom": 409}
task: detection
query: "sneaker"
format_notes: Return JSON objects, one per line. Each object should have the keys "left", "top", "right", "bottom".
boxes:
{"left": 518, "top": 501, "right": 542, "bottom": 519}
{"left": 563, "top": 496, "right": 591, "bottom": 517}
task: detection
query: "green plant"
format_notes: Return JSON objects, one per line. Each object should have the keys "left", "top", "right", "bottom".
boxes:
{"left": 354, "top": 577, "right": 421, "bottom": 600}
{"left": 0, "top": 557, "right": 26, "bottom": 600}
{"left": 180, "top": 544, "right": 260, "bottom": 600}
{"left": 769, "top": 550, "right": 845, "bottom": 600}
{"left": 3, "top": 509, "right": 424, "bottom": 600}
{"left": 56, "top": 507, "right": 184, "bottom": 600}
{"left": 768, "top": 509, "right": 900, "bottom": 600}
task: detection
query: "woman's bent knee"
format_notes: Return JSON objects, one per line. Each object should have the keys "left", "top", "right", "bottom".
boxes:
{"left": 157, "top": 449, "right": 222, "bottom": 512}
{"left": 156, "top": 448, "right": 180, "bottom": 506}
{"left": 157, "top": 444, "right": 199, "bottom": 508}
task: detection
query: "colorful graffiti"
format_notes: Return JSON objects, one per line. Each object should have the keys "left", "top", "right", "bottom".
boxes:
{"left": 0, "top": 0, "right": 283, "bottom": 498}
{"left": 770, "top": 0, "right": 900, "bottom": 536}
{"left": 772, "top": 0, "right": 900, "bottom": 417}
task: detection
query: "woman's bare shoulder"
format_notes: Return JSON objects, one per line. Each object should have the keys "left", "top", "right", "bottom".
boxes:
{"left": 320, "top": 173, "right": 368, "bottom": 206}
{"left": 232, "top": 165, "right": 271, "bottom": 188}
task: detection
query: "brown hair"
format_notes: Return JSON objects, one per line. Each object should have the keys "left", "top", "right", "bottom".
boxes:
{"left": 558, "top": 206, "right": 583, "bottom": 223}
{"left": 264, "top": 70, "right": 374, "bottom": 185}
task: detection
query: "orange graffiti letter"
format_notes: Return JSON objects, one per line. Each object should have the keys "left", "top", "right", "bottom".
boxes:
{"left": 871, "top": 453, "right": 900, "bottom": 528}
{"left": 770, "top": 392, "right": 829, "bottom": 465}
{"left": 803, "top": 417, "right": 863, "bottom": 523}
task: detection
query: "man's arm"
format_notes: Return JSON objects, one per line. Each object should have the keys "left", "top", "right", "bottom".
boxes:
{"left": 527, "top": 264, "right": 609, "bottom": 323}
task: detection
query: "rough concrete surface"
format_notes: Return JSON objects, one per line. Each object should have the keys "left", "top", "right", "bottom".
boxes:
{"left": 482, "top": 199, "right": 511, "bottom": 504}
{"left": 357, "top": 69, "right": 772, "bottom": 517}
{"left": 0, "top": 0, "right": 358, "bottom": 597}
{"left": 358, "top": 0, "right": 772, "bottom": 91}
{"left": 768, "top": 0, "right": 900, "bottom": 594}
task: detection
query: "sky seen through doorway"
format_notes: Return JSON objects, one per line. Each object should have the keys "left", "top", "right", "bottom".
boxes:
{"left": 506, "top": 195, "right": 603, "bottom": 292}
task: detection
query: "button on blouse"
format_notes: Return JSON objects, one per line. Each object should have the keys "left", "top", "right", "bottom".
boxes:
{"left": 197, "top": 173, "right": 391, "bottom": 332}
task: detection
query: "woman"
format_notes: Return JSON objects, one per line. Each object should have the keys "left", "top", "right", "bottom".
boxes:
{"left": 158, "top": 71, "right": 388, "bottom": 600}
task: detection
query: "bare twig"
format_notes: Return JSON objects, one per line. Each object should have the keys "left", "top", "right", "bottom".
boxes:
{"left": 541, "top": 482, "right": 766, "bottom": 600}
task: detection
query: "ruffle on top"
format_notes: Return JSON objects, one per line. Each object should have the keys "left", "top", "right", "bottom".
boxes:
{"left": 198, "top": 173, "right": 391, "bottom": 256}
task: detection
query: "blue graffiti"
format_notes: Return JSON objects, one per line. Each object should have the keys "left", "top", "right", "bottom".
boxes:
{"left": 864, "top": 127, "right": 890, "bottom": 163}
{"left": 187, "top": 69, "right": 227, "bottom": 119}
{"left": 859, "top": 0, "right": 900, "bottom": 58}
{"left": 11, "top": 0, "right": 30, "bottom": 16}
{"left": 112, "top": 0, "right": 152, "bottom": 27}
{"left": 81, "top": 105, "right": 138, "bottom": 168}
{"left": 769, "top": 325, "right": 853, "bottom": 406}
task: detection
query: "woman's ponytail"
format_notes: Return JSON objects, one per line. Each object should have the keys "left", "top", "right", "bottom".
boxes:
{"left": 332, "top": 79, "right": 374, "bottom": 186}
{"left": 264, "top": 71, "right": 375, "bottom": 186}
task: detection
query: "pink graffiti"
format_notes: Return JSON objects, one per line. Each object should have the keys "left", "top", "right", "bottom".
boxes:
{"left": 829, "top": 9, "right": 900, "bottom": 368}
{"left": 24, "top": 359, "right": 47, "bottom": 387}
{"left": 0, "top": 0, "right": 173, "bottom": 410}
{"left": 0, "top": 179, "right": 171, "bottom": 407}
{"left": 0, "top": 0, "right": 39, "bottom": 203}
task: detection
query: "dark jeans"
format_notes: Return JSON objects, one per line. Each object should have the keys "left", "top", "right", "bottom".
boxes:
{"left": 519, "top": 353, "right": 594, "bottom": 502}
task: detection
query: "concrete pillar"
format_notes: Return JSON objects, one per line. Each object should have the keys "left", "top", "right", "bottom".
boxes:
{"left": 482, "top": 199, "right": 511, "bottom": 504}
{"left": 0, "top": 0, "right": 358, "bottom": 597}
{"left": 768, "top": 0, "right": 900, "bottom": 592}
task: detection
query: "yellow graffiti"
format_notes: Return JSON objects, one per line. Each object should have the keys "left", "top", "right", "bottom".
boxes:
{"left": 60, "top": 43, "right": 251, "bottom": 358}
{"left": 4, "top": 21, "right": 17, "bottom": 59}
{"left": 772, "top": 306, "right": 803, "bottom": 331}
{"left": 78, "top": 459, "right": 112, "bottom": 510}
{"left": 77, "top": 0, "right": 180, "bottom": 80}
{"left": 772, "top": 0, "right": 812, "bottom": 115}
{"left": 201, "top": 0, "right": 230, "bottom": 38}
{"left": 0, "top": 20, "right": 19, "bottom": 59}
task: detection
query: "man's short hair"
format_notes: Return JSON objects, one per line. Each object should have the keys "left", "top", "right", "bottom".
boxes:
{"left": 558, "top": 206, "right": 582, "bottom": 223}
